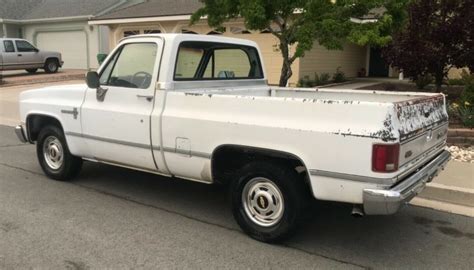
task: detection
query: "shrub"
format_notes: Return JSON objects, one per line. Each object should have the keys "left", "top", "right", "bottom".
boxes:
{"left": 447, "top": 78, "right": 464, "bottom": 86}
{"left": 458, "top": 105, "right": 474, "bottom": 128}
{"left": 450, "top": 70, "right": 474, "bottom": 128}
{"left": 413, "top": 74, "right": 433, "bottom": 90}
{"left": 333, "top": 67, "right": 346, "bottom": 83}
{"left": 313, "top": 72, "right": 331, "bottom": 86}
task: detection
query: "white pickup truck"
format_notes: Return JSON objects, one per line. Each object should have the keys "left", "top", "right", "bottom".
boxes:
{"left": 16, "top": 34, "right": 450, "bottom": 242}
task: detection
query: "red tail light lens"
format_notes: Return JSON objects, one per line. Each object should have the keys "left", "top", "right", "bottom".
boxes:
{"left": 372, "top": 144, "right": 400, "bottom": 172}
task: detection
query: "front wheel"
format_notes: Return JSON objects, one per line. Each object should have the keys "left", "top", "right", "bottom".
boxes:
{"left": 44, "top": 59, "right": 59, "bottom": 73}
{"left": 37, "top": 125, "right": 82, "bottom": 180}
{"left": 231, "top": 161, "right": 308, "bottom": 243}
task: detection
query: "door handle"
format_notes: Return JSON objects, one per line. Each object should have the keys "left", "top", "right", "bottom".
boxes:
{"left": 17, "top": 54, "right": 22, "bottom": 57}
{"left": 136, "top": 94, "right": 154, "bottom": 102}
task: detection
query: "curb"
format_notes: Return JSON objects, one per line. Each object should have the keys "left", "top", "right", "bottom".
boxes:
{"left": 419, "top": 183, "right": 474, "bottom": 207}
{"left": 447, "top": 128, "right": 474, "bottom": 145}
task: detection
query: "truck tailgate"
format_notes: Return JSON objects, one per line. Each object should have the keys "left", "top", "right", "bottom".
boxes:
{"left": 395, "top": 94, "right": 449, "bottom": 166}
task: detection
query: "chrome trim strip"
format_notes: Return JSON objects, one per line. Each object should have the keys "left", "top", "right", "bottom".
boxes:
{"left": 66, "top": 132, "right": 211, "bottom": 159}
{"left": 309, "top": 169, "right": 395, "bottom": 185}
{"left": 66, "top": 132, "right": 151, "bottom": 149}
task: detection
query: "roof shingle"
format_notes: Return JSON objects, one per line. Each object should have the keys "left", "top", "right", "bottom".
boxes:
{"left": 93, "top": 0, "right": 202, "bottom": 21}
{"left": 0, "top": 0, "right": 124, "bottom": 20}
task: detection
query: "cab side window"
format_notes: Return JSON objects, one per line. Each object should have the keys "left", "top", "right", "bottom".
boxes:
{"left": 3, "top": 41, "right": 15, "bottom": 53}
{"left": 99, "top": 43, "right": 157, "bottom": 89}
{"left": 15, "top": 40, "right": 37, "bottom": 52}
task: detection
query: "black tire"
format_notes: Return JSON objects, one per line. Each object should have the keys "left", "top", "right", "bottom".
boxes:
{"left": 36, "top": 125, "right": 82, "bottom": 181}
{"left": 44, "top": 59, "right": 59, "bottom": 73}
{"left": 26, "top": 68, "right": 38, "bottom": 73}
{"left": 231, "top": 161, "right": 309, "bottom": 243}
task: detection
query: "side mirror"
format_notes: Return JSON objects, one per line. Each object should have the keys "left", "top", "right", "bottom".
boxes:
{"left": 34, "top": 48, "right": 39, "bottom": 53}
{"left": 86, "top": 71, "right": 100, "bottom": 89}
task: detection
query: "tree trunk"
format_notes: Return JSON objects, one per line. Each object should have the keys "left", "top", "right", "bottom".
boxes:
{"left": 278, "top": 41, "right": 293, "bottom": 87}
{"left": 434, "top": 69, "right": 444, "bottom": 91}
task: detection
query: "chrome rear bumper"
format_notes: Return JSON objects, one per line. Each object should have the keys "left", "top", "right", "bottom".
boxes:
{"left": 15, "top": 125, "right": 28, "bottom": 143}
{"left": 363, "top": 150, "right": 451, "bottom": 215}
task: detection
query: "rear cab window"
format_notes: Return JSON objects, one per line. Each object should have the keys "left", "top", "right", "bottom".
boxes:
{"left": 174, "top": 41, "right": 263, "bottom": 81}
{"left": 3, "top": 40, "right": 15, "bottom": 53}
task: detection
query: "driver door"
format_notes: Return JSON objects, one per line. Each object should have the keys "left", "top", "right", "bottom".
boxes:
{"left": 80, "top": 39, "right": 162, "bottom": 171}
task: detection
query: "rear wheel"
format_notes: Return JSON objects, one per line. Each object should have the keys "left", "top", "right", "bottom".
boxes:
{"left": 36, "top": 125, "right": 82, "bottom": 180}
{"left": 231, "top": 161, "right": 308, "bottom": 243}
{"left": 26, "top": 68, "right": 38, "bottom": 73}
{"left": 44, "top": 59, "right": 59, "bottom": 73}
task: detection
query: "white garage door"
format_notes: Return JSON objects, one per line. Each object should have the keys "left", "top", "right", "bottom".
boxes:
{"left": 36, "top": 31, "right": 88, "bottom": 69}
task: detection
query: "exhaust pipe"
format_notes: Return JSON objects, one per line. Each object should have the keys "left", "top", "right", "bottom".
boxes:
{"left": 351, "top": 205, "right": 364, "bottom": 218}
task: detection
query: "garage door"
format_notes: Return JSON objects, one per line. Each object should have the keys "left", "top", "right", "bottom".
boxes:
{"left": 36, "top": 31, "right": 88, "bottom": 69}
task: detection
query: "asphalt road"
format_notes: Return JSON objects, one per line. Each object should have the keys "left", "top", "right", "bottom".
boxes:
{"left": 0, "top": 125, "right": 473, "bottom": 269}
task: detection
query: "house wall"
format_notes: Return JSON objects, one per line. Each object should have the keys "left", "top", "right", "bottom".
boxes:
{"left": 448, "top": 67, "right": 470, "bottom": 79}
{"left": 1, "top": 23, "right": 22, "bottom": 38}
{"left": 22, "top": 21, "right": 101, "bottom": 69}
{"left": 299, "top": 42, "right": 367, "bottom": 80}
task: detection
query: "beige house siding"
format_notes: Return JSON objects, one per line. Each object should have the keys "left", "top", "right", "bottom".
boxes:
{"left": 448, "top": 67, "right": 470, "bottom": 79}
{"left": 299, "top": 42, "right": 367, "bottom": 80}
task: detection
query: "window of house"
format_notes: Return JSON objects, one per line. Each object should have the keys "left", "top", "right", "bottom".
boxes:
{"left": 15, "top": 40, "right": 37, "bottom": 52}
{"left": 99, "top": 43, "right": 157, "bottom": 89}
{"left": 3, "top": 41, "right": 15, "bottom": 52}
{"left": 174, "top": 41, "right": 263, "bottom": 81}
{"left": 123, "top": 30, "right": 140, "bottom": 37}
{"left": 144, "top": 29, "right": 161, "bottom": 34}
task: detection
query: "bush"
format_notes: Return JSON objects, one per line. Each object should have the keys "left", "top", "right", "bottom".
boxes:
{"left": 447, "top": 78, "right": 464, "bottom": 86}
{"left": 458, "top": 105, "right": 474, "bottom": 128}
{"left": 413, "top": 73, "right": 433, "bottom": 90}
{"left": 450, "top": 70, "right": 474, "bottom": 128}
{"left": 333, "top": 67, "right": 346, "bottom": 83}
{"left": 314, "top": 72, "right": 331, "bottom": 86}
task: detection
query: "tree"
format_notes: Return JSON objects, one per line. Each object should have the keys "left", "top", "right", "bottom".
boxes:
{"left": 191, "top": 0, "right": 409, "bottom": 86}
{"left": 383, "top": 0, "right": 474, "bottom": 90}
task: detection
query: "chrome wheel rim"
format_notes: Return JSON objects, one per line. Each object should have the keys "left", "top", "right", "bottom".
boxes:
{"left": 43, "top": 136, "right": 63, "bottom": 170}
{"left": 242, "top": 177, "right": 284, "bottom": 227}
{"left": 48, "top": 62, "right": 57, "bottom": 72}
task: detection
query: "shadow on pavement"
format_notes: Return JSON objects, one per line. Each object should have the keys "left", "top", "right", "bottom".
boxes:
{"left": 71, "top": 161, "right": 473, "bottom": 269}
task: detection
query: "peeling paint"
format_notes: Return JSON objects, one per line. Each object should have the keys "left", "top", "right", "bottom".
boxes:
{"left": 394, "top": 95, "right": 448, "bottom": 140}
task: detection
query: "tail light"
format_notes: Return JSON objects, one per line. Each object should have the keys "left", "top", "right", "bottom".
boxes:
{"left": 372, "top": 144, "right": 400, "bottom": 172}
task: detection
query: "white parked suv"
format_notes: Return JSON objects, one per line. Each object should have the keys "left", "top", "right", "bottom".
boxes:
{"left": 15, "top": 34, "right": 450, "bottom": 242}
{"left": 0, "top": 38, "right": 63, "bottom": 73}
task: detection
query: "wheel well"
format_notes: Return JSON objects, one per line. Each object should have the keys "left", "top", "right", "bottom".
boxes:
{"left": 45, "top": 57, "right": 59, "bottom": 65}
{"left": 26, "top": 114, "right": 63, "bottom": 142}
{"left": 211, "top": 145, "right": 311, "bottom": 186}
